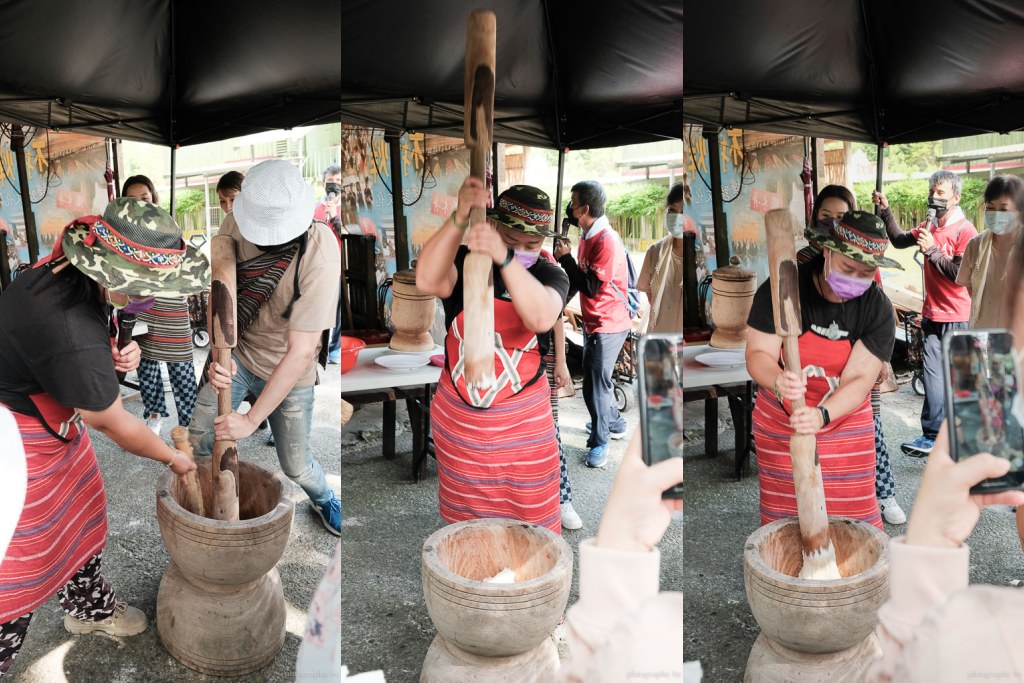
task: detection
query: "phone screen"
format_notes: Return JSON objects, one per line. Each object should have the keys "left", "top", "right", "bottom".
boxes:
{"left": 945, "top": 329, "right": 1024, "bottom": 492}
{"left": 639, "top": 334, "right": 684, "bottom": 498}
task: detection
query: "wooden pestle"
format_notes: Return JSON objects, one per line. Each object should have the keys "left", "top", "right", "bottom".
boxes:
{"left": 764, "top": 209, "right": 841, "bottom": 581}
{"left": 170, "top": 426, "right": 205, "bottom": 518}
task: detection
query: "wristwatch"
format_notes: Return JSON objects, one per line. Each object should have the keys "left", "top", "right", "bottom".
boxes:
{"left": 818, "top": 406, "right": 831, "bottom": 427}
{"left": 499, "top": 247, "right": 515, "bottom": 269}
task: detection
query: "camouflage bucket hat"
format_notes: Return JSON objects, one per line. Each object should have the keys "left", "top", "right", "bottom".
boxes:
{"left": 61, "top": 198, "right": 211, "bottom": 296}
{"left": 486, "top": 185, "right": 555, "bottom": 237}
{"left": 806, "top": 209, "right": 904, "bottom": 270}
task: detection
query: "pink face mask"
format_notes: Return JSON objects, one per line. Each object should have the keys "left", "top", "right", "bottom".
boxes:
{"left": 824, "top": 253, "right": 873, "bottom": 300}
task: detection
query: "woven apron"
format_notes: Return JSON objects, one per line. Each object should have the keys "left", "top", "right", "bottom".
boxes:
{"left": 753, "top": 332, "right": 882, "bottom": 529}
{"left": 433, "top": 300, "right": 561, "bottom": 533}
{"left": 0, "top": 401, "right": 108, "bottom": 622}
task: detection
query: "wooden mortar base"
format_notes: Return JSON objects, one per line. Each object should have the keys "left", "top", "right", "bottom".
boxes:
{"left": 744, "top": 631, "right": 882, "bottom": 683}
{"left": 420, "top": 635, "right": 559, "bottom": 683}
{"left": 157, "top": 561, "right": 286, "bottom": 677}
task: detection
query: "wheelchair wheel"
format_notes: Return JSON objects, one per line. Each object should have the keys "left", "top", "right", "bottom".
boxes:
{"left": 192, "top": 328, "right": 210, "bottom": 348}
{"left": 912, "top": 372, "right": 925, "bottom": 397}
{"left": 614, "top": 384, "right": 630, "bottom": 412}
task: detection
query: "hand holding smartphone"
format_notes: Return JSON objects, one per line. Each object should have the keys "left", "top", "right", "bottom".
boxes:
{"left": 943, "top": 328, "right": 1024, "bottom": 493}
{"left": 639, "top": 334, "right": 684, "bottom": 499}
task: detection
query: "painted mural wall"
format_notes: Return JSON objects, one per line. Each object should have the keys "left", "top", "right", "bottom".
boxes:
{"left": 0, "top": 131, "right": 108, "bottom": 271}
{"left": 683, "top": 126, "right": 806, "bottom": 283}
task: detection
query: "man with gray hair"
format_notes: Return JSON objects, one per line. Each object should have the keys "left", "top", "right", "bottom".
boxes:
{"left": 872, "top": 170, "right": 977, "bottom": 457}
{"left": 554, "top": 180, "right": 633, "bottom": 468}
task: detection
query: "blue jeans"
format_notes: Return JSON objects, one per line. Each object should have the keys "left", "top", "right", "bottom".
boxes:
{"left": 583, "top": 330, "right": 629, "bottom": 448}
{"left": 188, "top": 354, "right": 335, "bottom": 508}
{"left": 920, "top": 318, "right": 967, "bottom": 440}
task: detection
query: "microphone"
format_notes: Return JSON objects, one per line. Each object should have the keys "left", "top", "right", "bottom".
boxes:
{"left": 924, "top": 207, "right": 937, "bottom": 230}
{"left": 116, "top": 312, "right": 137, "bottom": 383}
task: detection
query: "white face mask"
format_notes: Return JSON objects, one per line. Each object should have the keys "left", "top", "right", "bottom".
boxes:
{"left": 666, "top": 213, "right": 684, "bottom": 238}
{"left": 984, "top": 210, "right": 1017, "bottom": 235}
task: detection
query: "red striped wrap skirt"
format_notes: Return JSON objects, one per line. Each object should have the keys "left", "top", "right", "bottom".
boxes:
{"left": 432, "top": 372, "right": 561, "bottom": 533}
{"left": 0, "top": 410, "right": 108, "bottom": 622}
{"left": 752, "top": 332, "right": 882, "bottom": 529}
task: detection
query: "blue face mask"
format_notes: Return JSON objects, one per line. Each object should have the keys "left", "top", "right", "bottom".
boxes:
{"left": 514, "top": 250, "right": 539, "bottom": 269}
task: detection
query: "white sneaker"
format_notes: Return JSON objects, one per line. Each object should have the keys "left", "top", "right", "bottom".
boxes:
{"left": 879, "top": 497, "right": 907, "bottom": 525}
{"left": 560, "top": 502, "right": 583, "bottom": 530}
{"left": 145, "top": 414, "right": 163, "bottom": 436}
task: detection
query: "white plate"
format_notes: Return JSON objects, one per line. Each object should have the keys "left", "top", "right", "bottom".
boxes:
{"left": 694, "top": 350, "right": 746, "bottom": 368}
{"left": 386, "top": 344, "right": 443, "bottom": 355}
{"left": 374, "top": 355, "right": 430, "bottom": 370}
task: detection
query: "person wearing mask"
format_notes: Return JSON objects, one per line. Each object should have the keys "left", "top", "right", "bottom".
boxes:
{"left": 873, "top": 171, "right": 978, "bottom": 457}
{"left": 956, "top": 174, "right": 1024, "bottom": 329}
{"left": 121, "top": 175, "right": 198, "bottom": 437}
{"left": 554, "top": 180, "right": 633, "bottom": 468}
{"left": 0, "top": 199, "right": 201, "bottom": 676}
{"left": 746, "top": 211, "right": 901, "bottom": 529}
{"left": 866, "top": 420, "right": 1024, "bottom": 682}
{"left": 637, "top": 182, "right": 684, "bottom": 334}
{"left": 189, "top": 160, "right": 341, "bottom": 536}
{"left": 799, "top": 185, "right": 906, "bottom": 525}
{"left": 417, "top": 180, "right": 570, "bottom": 533}
{"left": 314, "top": 164, "right": 346, "bottom": 365}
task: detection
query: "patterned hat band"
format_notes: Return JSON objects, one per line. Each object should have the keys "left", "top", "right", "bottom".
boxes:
{"left": 80, "top": 219, "right": 185, "bottom": 269}
{"left": 833, "top": 221, "right": 888, "bottom": 256}
{"left": 497, "top": 196, "right": 553, "bottom": 225}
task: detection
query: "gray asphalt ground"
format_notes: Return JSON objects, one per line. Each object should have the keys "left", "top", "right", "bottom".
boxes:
{"left": 683, "top": 367, "right": 1024, "bottom": 683}
{"left": 7, "top": 353, "right": 341, "bottom": 683}
{"left": 341, "top": 373, "right": 684, "bottom": 682}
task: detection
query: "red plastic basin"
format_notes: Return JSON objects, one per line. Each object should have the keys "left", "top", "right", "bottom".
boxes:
{"left": 340, "top": 337, "right": 366, "bottom": 374}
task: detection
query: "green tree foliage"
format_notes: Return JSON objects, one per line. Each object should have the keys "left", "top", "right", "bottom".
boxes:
{"left": 159, "top": 188, "right": 206, "bottom": 216}
{"left": 605, "top": 184, "right": 668, "bottom": 218}
{"left": 852, "top": 177, "right": 987, "bottom": 225}
{"left": 852, "top": 141, "right": 942, "bottom": 174}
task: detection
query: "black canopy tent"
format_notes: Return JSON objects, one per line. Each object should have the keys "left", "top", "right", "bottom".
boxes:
{"left": 0, "top": 0, "right": 683, "bottom": 271}
{"left": 684, "top": 0, "right": 1024, "bottom": 262}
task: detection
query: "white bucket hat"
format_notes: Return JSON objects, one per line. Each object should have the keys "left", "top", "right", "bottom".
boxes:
{"left": 232, "top": 159, "right": 315, "bottom": 246}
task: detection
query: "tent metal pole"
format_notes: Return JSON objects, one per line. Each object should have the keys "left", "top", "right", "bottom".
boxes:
{"left": 388, "top": 129, "right": 408, "bottom": 271}
{"left": 170, "top": 146, "right": 177, "bottom": 218}
{"left": 874, "top": 143, "right": 884, "bottom": 217}
{"left": 491, "top": 141, "right": 500, "bottom": 203}
{"left": 554, "top": 148, "right": 566, "bottom": 221}
{"left": 810, "top": 137, "right": 819, "bottom": 198}
{"left": 10, "top": 125, "right": 39, "bottom": 264}
{"left": 702, "top": 126, "right": 729, "bottom": 267}
{"left": 0, "top": 230, "right": 10, "bottom": 291}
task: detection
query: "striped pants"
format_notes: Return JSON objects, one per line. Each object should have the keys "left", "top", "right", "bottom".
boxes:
{"left": 544, "top": 354, "right": 573, "bottom": 504}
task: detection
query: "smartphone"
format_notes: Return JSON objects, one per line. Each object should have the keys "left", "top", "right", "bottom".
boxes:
{"left": 638, "top": 333, "right": 684, "bottom": 498}
{"left": 943, "top": 328, "right": 1024, "bottom": 493}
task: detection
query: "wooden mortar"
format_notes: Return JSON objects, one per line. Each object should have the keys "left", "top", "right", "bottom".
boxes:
{"left": 421, "top": 519, "right": 572, "bottom": 660}
{"left": 709, "top": 256, "right": 756, "bottom": 349}
{"left": 155, "top": 460, "right": 294, "bottom": 676}
{"left": 389, "top": 269, "right": 436, "bottom": 352}
{"left": 743, "top": 517, "right": 890, "bottom": 682}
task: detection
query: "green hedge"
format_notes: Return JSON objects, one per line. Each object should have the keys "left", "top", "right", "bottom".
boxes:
{"left": 852, "top": 177, "right": 988, "bottom": 227}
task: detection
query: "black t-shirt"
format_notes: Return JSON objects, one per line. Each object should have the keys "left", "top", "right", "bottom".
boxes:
{"left": 0, "top": 267, "right": 120, "bottom": 419}
{"left": 442, "top": 246, "right": 571, "bottom": 357}
{"left": 747, "top": 255, "right": 896, "bottom": 362}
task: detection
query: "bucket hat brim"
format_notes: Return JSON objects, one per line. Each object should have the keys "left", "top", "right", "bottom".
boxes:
{"left": 804, "top": 224, "right": 904, "bottom": 270}
{"left": 62, "top": 220, "right": 211, "bottom": 296}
